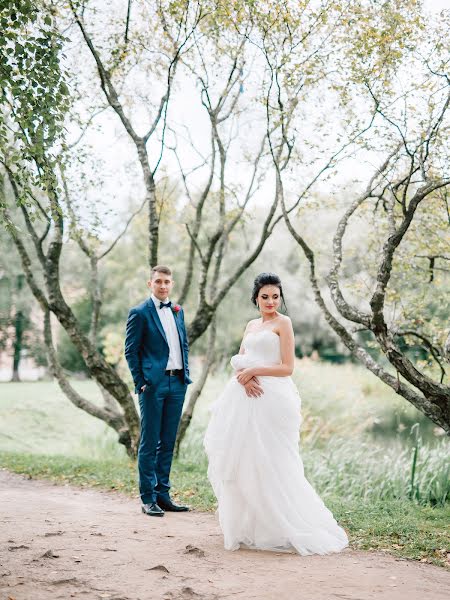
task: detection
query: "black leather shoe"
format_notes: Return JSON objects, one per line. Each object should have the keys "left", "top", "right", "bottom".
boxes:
{"left": 156, "top": 496, "right": 190, "bottom": 512}
{"left": 141, "top": 502, "right": 164, "bottom": 517}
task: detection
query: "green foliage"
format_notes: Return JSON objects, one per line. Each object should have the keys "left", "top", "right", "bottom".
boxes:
{"left": 0, "top": 1, "right": 69, "bottom": 149}
{"left": 341, "top": 0, "right": 424, "bottom": 85}
{"left": 0, "top": 0, "right": 70, "bottom": 202}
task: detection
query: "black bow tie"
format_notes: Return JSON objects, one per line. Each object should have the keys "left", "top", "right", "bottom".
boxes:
{"left": 159, "top": 301, "right": 172, "bottom": 309}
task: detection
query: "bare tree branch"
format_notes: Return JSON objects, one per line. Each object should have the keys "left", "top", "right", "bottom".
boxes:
{"left": 395, "top": 329, "right": 446, "bottom": 384}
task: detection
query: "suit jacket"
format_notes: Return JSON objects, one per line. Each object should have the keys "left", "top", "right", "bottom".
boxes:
{"left": 124, "top": 298, "right": 192, "bottom": 393}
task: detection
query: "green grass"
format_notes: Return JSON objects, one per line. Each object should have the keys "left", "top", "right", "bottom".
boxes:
{"left": 335, "top": 497, "right": 450, "bottom": 566}
{"left": 0, "top": 450, "right": 215, "bottom": 510}
{"left": 0, "top": 364, "right": 449, "bottom": 568}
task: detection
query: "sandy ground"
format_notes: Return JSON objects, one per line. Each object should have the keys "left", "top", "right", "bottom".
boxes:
{"left": 1, "top": 470, "right": 449, "bottom": 600}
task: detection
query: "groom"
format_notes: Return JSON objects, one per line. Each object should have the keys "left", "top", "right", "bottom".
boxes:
{"left": 125, "top": 265, "right": 192, "bottom": 516}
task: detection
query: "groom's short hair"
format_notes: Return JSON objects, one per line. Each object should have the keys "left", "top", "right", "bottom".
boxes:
{"left": 151, "top": 265, "right": 172, "bottom": 278}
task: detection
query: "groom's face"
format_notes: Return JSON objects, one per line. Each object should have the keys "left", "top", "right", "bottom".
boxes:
{"left": 148, "top": 272, "right": 174, "bottom": 301}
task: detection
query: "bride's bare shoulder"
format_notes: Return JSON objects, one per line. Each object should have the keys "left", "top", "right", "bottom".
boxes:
{"left": 278, "top": 314, "right": 292, "bottom": 323}
{"left": 277, "top": 314, "right": 293, "bottom": 331}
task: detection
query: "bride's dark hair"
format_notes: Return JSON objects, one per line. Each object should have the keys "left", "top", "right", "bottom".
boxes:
{"left": 251, "top": 272, "right": 288, "bottom": 313}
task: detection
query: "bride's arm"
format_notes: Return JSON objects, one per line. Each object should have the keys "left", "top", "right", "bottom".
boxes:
{"left": 236, "top": 317, "right": 295, "bottom": 383}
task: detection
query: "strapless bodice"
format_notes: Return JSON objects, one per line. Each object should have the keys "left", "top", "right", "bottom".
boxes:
{"left": 230, "top": 329, "right": 281, "bottom": 370}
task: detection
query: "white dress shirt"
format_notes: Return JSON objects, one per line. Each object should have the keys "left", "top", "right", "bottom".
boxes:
{"left": 151, "top": 294, "right": 183, "bottom": 370}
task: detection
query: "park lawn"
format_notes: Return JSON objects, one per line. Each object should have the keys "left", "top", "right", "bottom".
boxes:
{"left": 1, "top": 449, "right": 448, "bottom": 569}
{"left": 0, "top": 363, "right": 441, "bottom": 456}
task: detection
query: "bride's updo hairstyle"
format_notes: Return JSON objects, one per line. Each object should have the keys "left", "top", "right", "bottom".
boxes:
{"left": 251, "top": 272, "right": 288, "bottom": 313}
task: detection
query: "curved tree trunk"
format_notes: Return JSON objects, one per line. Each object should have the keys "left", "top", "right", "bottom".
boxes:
{"left": 1, "top": 173, "right": 141, "bottom": 457}
{"left": 43, "top": 309, "right": 134, "bottom": 455}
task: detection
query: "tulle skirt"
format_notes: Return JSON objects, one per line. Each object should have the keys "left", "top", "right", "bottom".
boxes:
{"left": 203, "top": 374, "right": 349, "bottom": 555}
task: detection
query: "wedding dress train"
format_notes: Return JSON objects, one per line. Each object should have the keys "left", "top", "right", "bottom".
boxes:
{"left": 204, "top": 329, "right": 349, "bottom": 555}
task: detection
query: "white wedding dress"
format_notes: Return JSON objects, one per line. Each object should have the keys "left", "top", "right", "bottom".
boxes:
{"left": 204, "top": 329, "right": 349, "bottom": 555}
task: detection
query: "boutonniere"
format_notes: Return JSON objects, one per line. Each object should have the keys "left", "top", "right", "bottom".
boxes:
{"left": 172, "top": 304, "right": 181, "bottom": 317}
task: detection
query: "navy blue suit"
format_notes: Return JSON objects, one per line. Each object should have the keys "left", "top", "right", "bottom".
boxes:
{"left": 125, "top": 298, "right": 192, "bottom": 504}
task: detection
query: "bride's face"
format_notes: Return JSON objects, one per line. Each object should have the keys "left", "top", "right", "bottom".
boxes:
{"left": 257, "top": 285, "right": 281, "bottom": 315}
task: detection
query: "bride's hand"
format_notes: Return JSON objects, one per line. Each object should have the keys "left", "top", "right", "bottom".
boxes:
{"left": 243, "top": 378, "right": 263, "bottom": 397}
{"left": 236, "top": 368, "right": 256, "bottom": 386}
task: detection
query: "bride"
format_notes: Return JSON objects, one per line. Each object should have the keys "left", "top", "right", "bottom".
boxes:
{"left": 204, "top": 272, "right": 349, "bottom": 555}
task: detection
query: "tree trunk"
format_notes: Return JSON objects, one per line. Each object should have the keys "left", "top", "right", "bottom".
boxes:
{"left": 11, "top": 309, "right": 24, "bottom": 382}
{"left": 11, "top": 274, "right": 26, "bottom": 382}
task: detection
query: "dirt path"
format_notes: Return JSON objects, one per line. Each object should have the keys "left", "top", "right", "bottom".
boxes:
{"left": 0, "top": 470, "right": 449, "bottom": 600}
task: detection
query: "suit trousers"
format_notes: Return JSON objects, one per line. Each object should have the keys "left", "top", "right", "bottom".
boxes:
{"left": 138, "top": 374, "right": 187, "bottom": 504}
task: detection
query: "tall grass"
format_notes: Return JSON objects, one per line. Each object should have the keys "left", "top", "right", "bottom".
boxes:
{"left": 303, "top": 436, "right": 449, "bottom": 507}
{"left": 179, "top": 422, "right": 449, "bottom": 507}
